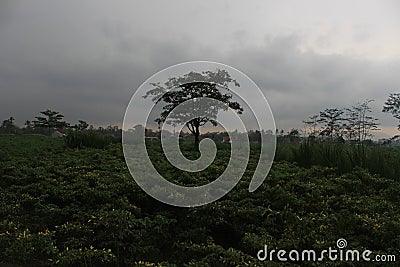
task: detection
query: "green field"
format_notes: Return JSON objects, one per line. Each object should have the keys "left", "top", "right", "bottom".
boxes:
{"left": 0, "top": 135, "right": 399, "bottom": 266}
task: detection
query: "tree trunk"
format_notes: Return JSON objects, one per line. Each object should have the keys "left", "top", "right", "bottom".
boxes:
{"left": 194, "top": 126, "right": 200, "bottom": 152}
{"left": 193, "top": 123, "right": 200, "bottom": 152}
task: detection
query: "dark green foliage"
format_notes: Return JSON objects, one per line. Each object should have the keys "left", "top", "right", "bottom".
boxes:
{"left": 144, "top": 70, "right": 243, "bottom": 150}
{"left": 64, "top": 130, "right": 115, "bottom": 149}
{"left": 0, "top": 117, "right": 20, "bottom": 134}
{"left": 276, "top": 141, "right": 400, "bottom": 180}
{"left": 33, "top": 109, "right": 68, "bottom": 136}
{"left": 0, "top": 135, "right": 399, "bottom": 266}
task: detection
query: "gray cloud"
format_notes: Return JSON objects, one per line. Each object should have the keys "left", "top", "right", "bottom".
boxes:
{"left": 223, "top": 38, "right": 400, "bottom": 135}
{"left": 1, "top": 1, "right": 399, "bottom": 138}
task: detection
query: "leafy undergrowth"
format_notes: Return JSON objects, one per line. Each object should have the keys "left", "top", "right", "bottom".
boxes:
{"left": 0, "top": 135, "right": 399, "bottom": 266}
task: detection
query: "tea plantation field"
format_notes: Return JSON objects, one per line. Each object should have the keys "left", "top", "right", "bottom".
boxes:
{"left": 0, "top": 135, "right": 399, "bottom": 266}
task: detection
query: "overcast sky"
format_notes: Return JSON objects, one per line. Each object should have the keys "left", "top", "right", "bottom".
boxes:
{"left": 1, "top": 0, "right": 400, "bottom": 138}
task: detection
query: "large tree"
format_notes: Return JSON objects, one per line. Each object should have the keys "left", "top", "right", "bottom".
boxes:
{"left": 383, "top": 93, "right": 400, "bottom": 131}
{"left": 33, "top": 109, "right": 68, "bottom": 136}
{"left": 144, "top": 69, "right": 243, "bottom": 150}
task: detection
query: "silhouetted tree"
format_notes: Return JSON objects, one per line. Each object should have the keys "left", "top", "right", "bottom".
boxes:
{"left": 303, "top": 114, "right": 319, "bottom": 138}
{"left": 383, "top": 93, "right": 400, "bottom": 131}
{"left": 0, "top": 117, "right": 18, "bottom": 134}
{"left": 74, "top": 120, "right": 89, "bottom": 131}
{"left": 1, "top": 117, "right": 15, "bottom": 128}
{"left": 346, "top": 100, "right": 379, "bottom": 142}
{"left": 33, "top": 109, "right": 67, "bottom": 136}
{"left": 144, "top": 69, "right": 243, "bottom": 150}
{"left": 318, "top": 108, "right": 344, "bottom": 141}
{"left": 24, "top": 120, "right": 32, "bottom": 128}
{"left": 287, "top": 128, "right": 301, "bottom": 143}
{"left": 23, "top": 120, "right": 33, "bottom": 134}
{"left": 248, "top": 130, "right": 261, "bottom": 143}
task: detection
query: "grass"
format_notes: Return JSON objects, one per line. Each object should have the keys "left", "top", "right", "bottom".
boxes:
{"left": 275, "top": 140, "right": 400, "bottom": 180}
{"left": 64, "top": 130, "right": 116, "bottom": 149}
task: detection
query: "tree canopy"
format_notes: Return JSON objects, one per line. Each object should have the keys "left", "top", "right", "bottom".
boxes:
{"left": 33, "top": 109, "right": 68, "bottom": 135}
{"left": 143, "top": 69, "right": 243, "bottom": 150}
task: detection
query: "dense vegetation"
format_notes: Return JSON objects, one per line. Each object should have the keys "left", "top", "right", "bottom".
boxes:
{"left": 0, "top": 135, "right": 399, "bottom": 266}
{"left": 64, "top": 130, "right": 116, "bottom": 149}
{"left": 276, "top": 140, "right": 400, "bottom": 179}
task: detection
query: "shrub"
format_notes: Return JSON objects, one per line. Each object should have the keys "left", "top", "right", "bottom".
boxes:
{"left": 64, "top": 130, "right": 114, "bottom": 149}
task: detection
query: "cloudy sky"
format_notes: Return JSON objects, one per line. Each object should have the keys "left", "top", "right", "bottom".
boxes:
{"left": 1, "top": 0, "right": 400, "bottom": 138}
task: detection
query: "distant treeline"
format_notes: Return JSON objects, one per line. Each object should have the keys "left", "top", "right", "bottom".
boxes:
{"left": 2, "top": 93, "right": 400, "bottom": 145}
{"left": 0, "top": 109, "right": 122, "bottom": 139}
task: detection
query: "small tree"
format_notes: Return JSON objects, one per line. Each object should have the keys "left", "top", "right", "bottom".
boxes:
{"left": 1, "top": 117, "right": 15, "bottom": 128}
{"left": 287, "top": 128, "right": 301, "bottom": 143}
{"left": 0, "top": 117, "right": 18, "bottom": 134}
{"left": 33, "top": 109, "right": 67, "bottom": 136}
{"left": 303, "top": 114, "right": 319, "bottom": 138}
{"left": 346, "top": 100, "right": 379, "bottom": 142}
{"left": 23, "top": 120, "right": 33, "bottom": 134}
{"left": 144, "top": 70, "right": 243, "bottom": 150}
{"left": 74, "top": 120, "right": 89, "bottom": 131}
{"left": 318, "top": 108, "right": 344, "bottom": 141}
{"left": 383, "top": 93, "right": 400, "bottom": 131}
